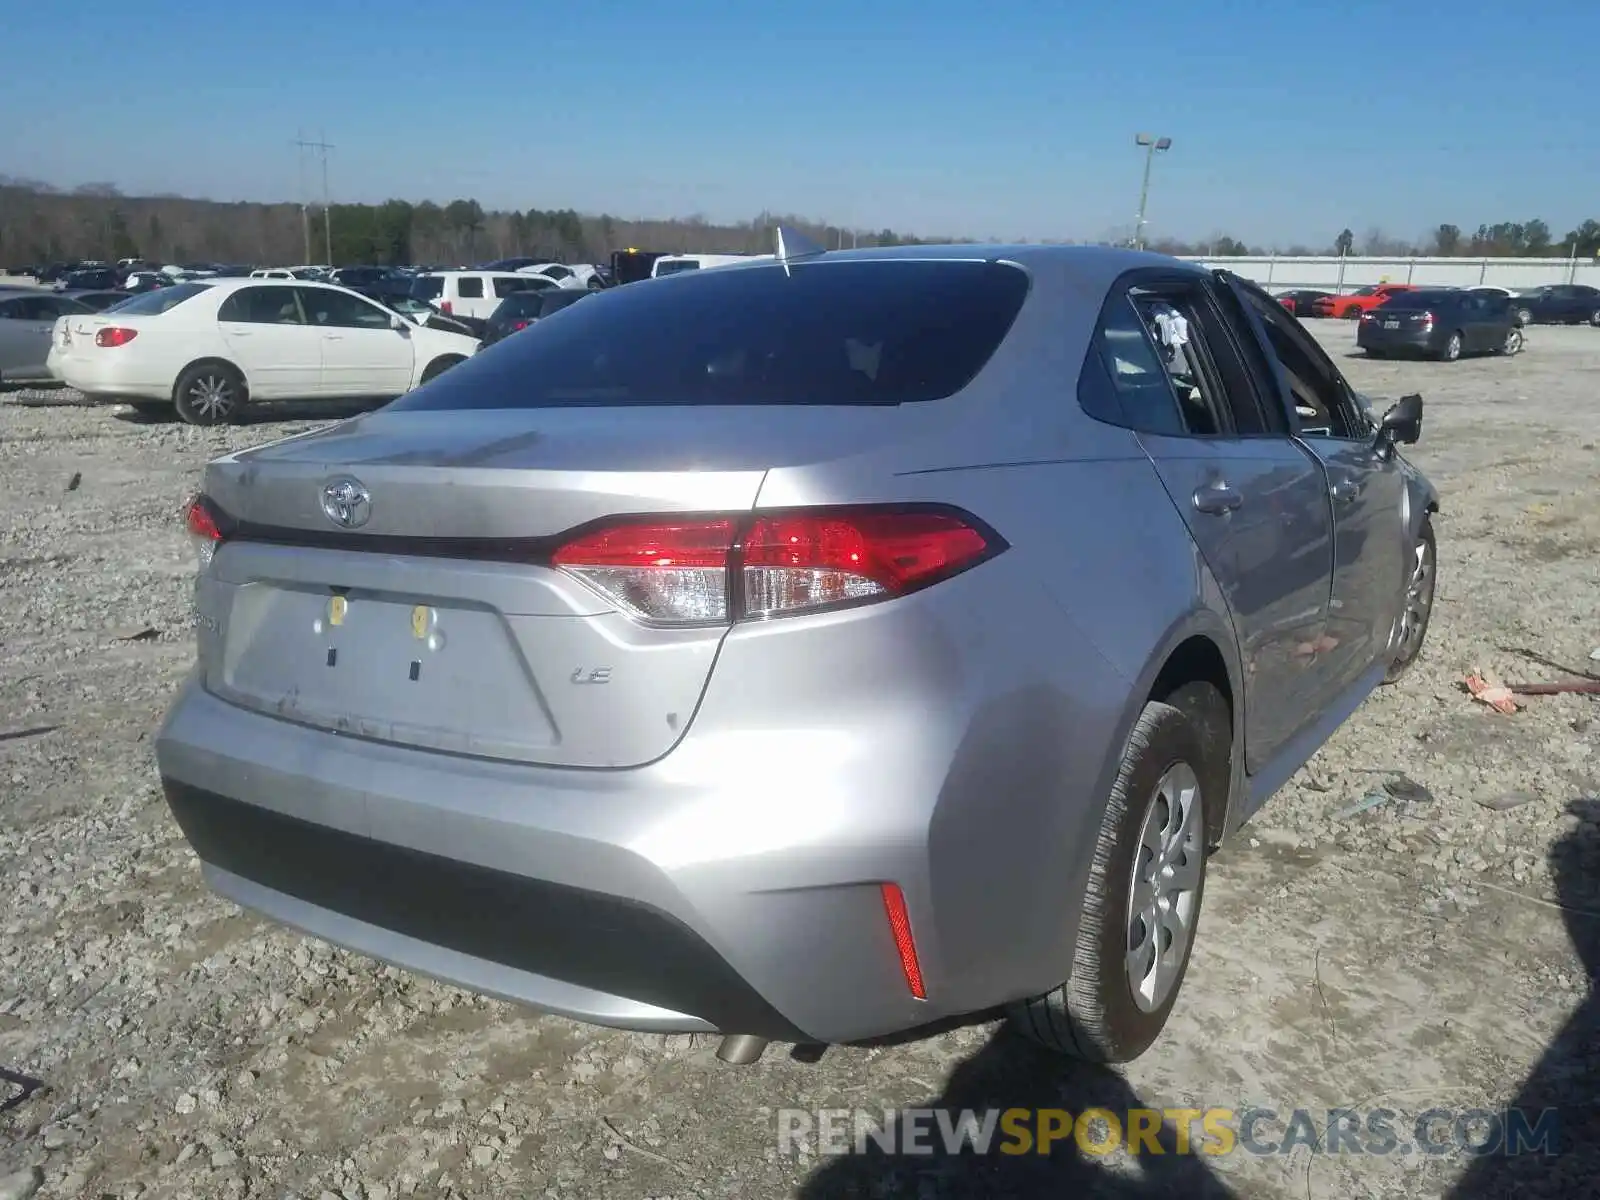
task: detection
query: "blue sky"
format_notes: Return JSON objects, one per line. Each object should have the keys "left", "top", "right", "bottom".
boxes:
{"left": 3, "top": 0, "right": 1596, "bottom": 247}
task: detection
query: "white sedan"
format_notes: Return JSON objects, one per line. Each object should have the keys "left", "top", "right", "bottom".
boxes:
{"left": 515, "top": 262, "right": 605, "bottom": 290}
{"left": 47, "top": 278, "right": 480, "bottom": 425}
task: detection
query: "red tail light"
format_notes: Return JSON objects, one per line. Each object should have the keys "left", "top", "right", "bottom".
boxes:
{"left": 551, "top": 506, "right": 1002, "bottom": 625}
{"left": 439, "top": 300, "right": 453, "bottom": 314}
{"left": 95, "top": 326, "right": 137, "bottom": 347}
{"left": 511, "top": 319, "right": 530, "bottom": 331}
{"left": 183, "top": 494, "right": 225, "bottom": 567}
{"left": 1419, "top": 311, "right": 1435, "bottom": 328}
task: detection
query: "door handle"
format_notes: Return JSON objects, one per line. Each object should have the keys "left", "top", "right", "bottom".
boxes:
{"left": 1331, "top": 479, "right": 1361, "bottom": 505}
{"left": 323, "top": 334, "right": 344, "bottom": 341}
{"left": 1193, "top": 483, "right": 1243, "bottom": 515}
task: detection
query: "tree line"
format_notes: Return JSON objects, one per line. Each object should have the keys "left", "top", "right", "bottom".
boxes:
{"left": 2, "top": 177, "right": 1598, "bottom": 266}
{"left": 1150, "top": 220, "right": 1600, "bottom": 260}
{"left": 0, "top": 179, "right": 952, "bottom": 269}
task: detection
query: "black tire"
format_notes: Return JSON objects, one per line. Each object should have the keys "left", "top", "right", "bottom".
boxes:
{"left": 1439, "top": 332, "right": 1463, "bottom": 362}
{"left": 173, "top": 362, "right": 245, "bottom": 426}
{"left": 1343, "top": 305, "right": 1363, "bottom": 320}
{"left": 1009, "top": 681, "right": 1225, "bottom": 1062}
{"left": 1384, "top": 517, "right": 1436, "bottom": 684}
{"left": 1590, "top": 309, "right": 1600, "bottom": 328}
{"left": 1499, "top": 327, "right": 1524, "bottom": 356}
{"left": 420, "top": 355, "right": 464, "bottom": 384}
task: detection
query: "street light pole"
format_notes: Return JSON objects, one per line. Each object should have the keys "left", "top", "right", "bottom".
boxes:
{"left": 1133, "top": 133, "right": 1172, "bottom": 251}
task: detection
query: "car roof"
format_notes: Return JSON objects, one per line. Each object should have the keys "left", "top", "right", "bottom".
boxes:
{"left": 694, "top": 242, "right": 1207, "bottom": 292}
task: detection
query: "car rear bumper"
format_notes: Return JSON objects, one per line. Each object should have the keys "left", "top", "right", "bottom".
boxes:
{"left": 156, "top": 570, "right": 1123, "bottom": 1045}
{"left": 52, "top": 351, "right": 169, "bottom": 400}
{"left": 1356, "top": 325, "right": 1441, "bottom": 354}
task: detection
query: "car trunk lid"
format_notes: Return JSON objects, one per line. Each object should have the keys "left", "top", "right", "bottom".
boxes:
{"left": 196, "top": 404, "right": 910, "bottom": 768}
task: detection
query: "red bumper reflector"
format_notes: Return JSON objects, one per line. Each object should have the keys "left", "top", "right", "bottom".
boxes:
{"left": 880, "top": 882, "right": 926, "bottom": 1000}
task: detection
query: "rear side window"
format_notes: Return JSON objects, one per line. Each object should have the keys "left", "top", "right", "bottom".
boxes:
{"left": 391, "top": 260, "right": 1031, "bottom": 411}
{"left": 493, "top": 276, "right": 544, "bottom": 298}
{"left": 412, "top": 276, "right": 444, "bottom": 301}
{"left": 219, "top": 286, "right": 304, "bottom": 324}
{"left": 107, "top": 282, "right": 212, "bottom": 316}
{"left": 654, "top": 259, "right": 699, "bottom": 277}
{"left": 457, "top": 277, "right": 485, "bottom": 299}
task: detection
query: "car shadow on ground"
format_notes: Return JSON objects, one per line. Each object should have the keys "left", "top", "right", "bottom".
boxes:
{"left": 109, "top": 399, "right": 387, "bottom": 426}
{"left": 795, "top": 1024, "right": 1236, "bottom": 1199}
{"left": 1446, "top": 797, "right": 1600, "bottom": 1199}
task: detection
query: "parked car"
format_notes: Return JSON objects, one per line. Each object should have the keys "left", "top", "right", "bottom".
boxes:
{"left": 0, "top": 290, "right": 93, "bottom": 386}
{"left": 47, "top": 278, "right": 480, "bottom": 425}
{"left": 479, "top": 287, "right": 592, "bottom": 347}
{"left": 411, "top": 270, "right": 557, "bottom": 321}
{"left": 1311, "top": 283, "right": 1416, "bottom": 319}
{"left": 123, "top": 271, "right": 174, "bottom": 294}
{"left": 1508, "top": 284, "right": 1600, "bottom": 327}
{"left": 62, "top": 289, "right": 134, "bottom": 313}
{"left": 513, "top": 262, "right": 607, "bottom": 291}
{"left": 362, "top": 291, "right": 483, "bottom": 340}
{"left": 155, "top": 239, "right": 1439, "bottom": 1067}
{"left": 1357, "top": 288, "right": 1522, "bottom": 361}
{"left": 250, "top": 268, "right": 297, "bottom": 281}
{"left": 1273, "top": 289, "right": 1333, "bottom": 318}
{"left": 60, "top": 266, "right": 121, "bottom": 291}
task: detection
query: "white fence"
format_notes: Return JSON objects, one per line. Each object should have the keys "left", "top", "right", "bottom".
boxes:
{"left": 1175, "top": 255, "right": 1598, "bottom": 294}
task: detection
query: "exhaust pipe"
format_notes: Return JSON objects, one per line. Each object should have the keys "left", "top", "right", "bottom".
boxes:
{"left": 716, "top": 1034, "right": 768, "bottom": 1065}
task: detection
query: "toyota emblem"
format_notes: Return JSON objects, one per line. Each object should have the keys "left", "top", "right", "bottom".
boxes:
{"left": 320, "top": 476, "right": 371, "bottom": 529}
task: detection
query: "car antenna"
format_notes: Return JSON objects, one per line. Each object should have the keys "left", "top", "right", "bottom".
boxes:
{"left": 773, "top": 225, "right": 826, "bottom": 276}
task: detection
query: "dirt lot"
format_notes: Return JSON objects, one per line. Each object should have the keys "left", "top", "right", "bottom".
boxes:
{"left": 2, "top": 321, "right": 1598, "bottom": 1200}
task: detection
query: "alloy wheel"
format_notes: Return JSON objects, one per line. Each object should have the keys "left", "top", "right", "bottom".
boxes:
{"left": 1125, "top": 762, "right": 1204, "bottom": 1014}
{"left": 1394, "top": 533, "right": 1435, "bottom": 664}
{"left": 186, "top": 373, "right": 236, "bottom": 421}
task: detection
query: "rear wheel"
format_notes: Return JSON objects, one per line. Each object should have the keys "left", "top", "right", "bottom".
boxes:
{"left": 1343, "top": 305, "right": 1362, "bottom": 320}
{"left": 420, "top": 355, "right": 464, "bottom": 384}
{"left": 1440, "top": 332, "right": 1463, "bottom": 362}
{"left": 1009, "top": 681, "right": 1224, "bottom": 1062}
{"left": 173, "top": 362, "right": 245, "bottom": 425}
{"left": 1500, "top": 328, "right": 1523, "bottom": 356}
{"left": 1384, "top": 517, "right": 1436, "bottom": 683}
{"left": 1589, "top": 309, "right": 1600, "bottom": 327}
{"left": 1516, "top": 307, "right": 1533, "bottom": 326}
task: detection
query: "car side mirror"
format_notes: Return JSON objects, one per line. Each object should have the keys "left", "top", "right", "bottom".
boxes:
{"left": 1376, "top": 392, "right": 1423, "bottom": 452}
{"left": 390, "top": 314, "right": 410, "bottom": 334}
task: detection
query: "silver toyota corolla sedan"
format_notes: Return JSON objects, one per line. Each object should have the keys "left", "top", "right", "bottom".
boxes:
{"left": 157, "top": 236, "right": 1439, "bottom": 1066}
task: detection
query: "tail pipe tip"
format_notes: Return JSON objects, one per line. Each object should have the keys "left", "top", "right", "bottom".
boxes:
{"left": 716, "top": 1034, "right": 769, "bottom": 1065}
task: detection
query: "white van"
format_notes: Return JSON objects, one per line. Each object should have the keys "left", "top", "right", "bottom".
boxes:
{"left": 412, "top": 271, "right": 558, "bottom": 321}
{"left": 651, "top": 253, "right": 774, "bottom": 279}
{"left": 249, "top": 268, "right": 295, "bottom": 280}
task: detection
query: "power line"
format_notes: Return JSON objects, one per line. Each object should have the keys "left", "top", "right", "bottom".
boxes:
{"left": 293, "top": 132, "right": 335, "bottom": 265}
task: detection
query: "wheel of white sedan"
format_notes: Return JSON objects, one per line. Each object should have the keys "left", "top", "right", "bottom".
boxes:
{"left": 174, "top": 362, "right": 245, "bottom": 426}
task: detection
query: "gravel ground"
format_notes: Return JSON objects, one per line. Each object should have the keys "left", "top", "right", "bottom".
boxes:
{"left": 2, "top": 322, "right": 1598, "bottom": 1200}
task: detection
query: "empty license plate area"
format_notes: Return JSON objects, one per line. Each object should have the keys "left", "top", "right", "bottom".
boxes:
{"left": 216, "top": 582, "right": 558, "bottom": 758}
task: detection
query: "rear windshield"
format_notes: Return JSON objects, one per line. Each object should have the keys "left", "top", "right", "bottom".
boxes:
{"left": 412, "top": 276, "right": 445, "bottom": 301}
{"left": 110, "top": 282, "right": 212, "bottom": 315}
{"left": 390, "top": 259, "right": 1031, "bottom": 411}
{"left": 1380, "top": 290, "right": 1457, "bottom": 308}
{"left": 491, "top": 292, "right": 547, "bottom": 319}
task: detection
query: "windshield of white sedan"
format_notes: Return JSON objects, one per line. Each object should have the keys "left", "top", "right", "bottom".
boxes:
{"left": 390, "top": 260, "right": 1031, "bottom": 409}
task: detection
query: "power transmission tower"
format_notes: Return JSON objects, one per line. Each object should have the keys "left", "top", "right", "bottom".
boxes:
{"left": 293, "top": 131, "right": 335, "bottom": 265}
